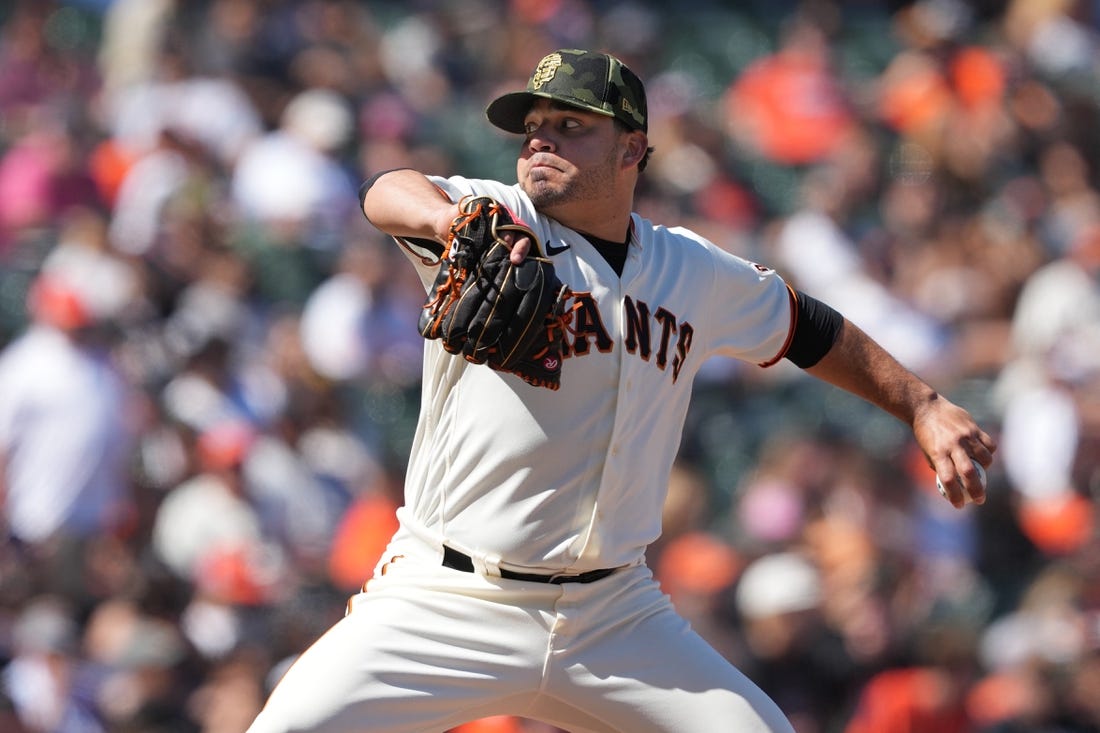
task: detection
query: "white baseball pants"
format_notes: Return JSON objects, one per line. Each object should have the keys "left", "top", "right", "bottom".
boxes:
{"left": 246, "top": 530, "right": 794, "bottom": 733}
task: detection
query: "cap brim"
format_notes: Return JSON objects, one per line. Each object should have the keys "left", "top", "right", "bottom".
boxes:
{"left": 486, "top": 91, "right": 537, "bottom": 133}
{"left": 486, "top": 90, "right": 614, "bottom": 134}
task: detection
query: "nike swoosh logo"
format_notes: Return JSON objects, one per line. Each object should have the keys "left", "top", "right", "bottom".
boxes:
{"left": 545, "top": 241, "right": 571, "bottom": 256}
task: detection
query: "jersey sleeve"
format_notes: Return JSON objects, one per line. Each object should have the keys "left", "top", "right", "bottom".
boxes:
{"left": 424, "top": 176, "right": 528, "bottom": 211}
{"left": 394, "top": 176, "right": 547, "bottom": 292}
{"left": 691, "top": 234, "right": 796, "bottom": 367}
{"left": 393, "top": 176, "right": 537, "bottom": 291}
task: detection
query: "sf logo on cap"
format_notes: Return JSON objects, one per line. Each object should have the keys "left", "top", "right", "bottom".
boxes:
{"left": 531, "top": 53, "right": 562, "bottom": 90}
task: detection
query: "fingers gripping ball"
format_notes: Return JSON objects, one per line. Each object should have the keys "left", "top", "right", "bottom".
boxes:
{"left": 418, "top": 196, "right": 585, "bottom": 390}
{"left": 937, "top": 459, "right": 986, "bottom": 504}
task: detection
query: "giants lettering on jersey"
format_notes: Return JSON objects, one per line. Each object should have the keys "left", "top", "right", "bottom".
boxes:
{"left": 564, "top": 293, "right": 694, "bottom": 382}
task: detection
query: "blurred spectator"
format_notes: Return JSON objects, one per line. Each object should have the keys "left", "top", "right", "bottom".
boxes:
{"left": 654, "top": 530, "right": 744, "bottom": 666}
{"left": 107, "top": 123, "right": 223, "bottom": 259}
{"left": 1, "top": 596, "right": 96, "bottom": 732}
{"left": 230, "top": 86, "right": 359, "bottom": 276}
{"left": 995, "top": 168, "right": 1100, "bottom": 556}
{"left": 968, "top": 560, "right": 1100, "bottom": 732}
{"left": 844, "top": 665, "right": 970, "bottom": 733}
{"left": 326, "top": 483, "right": 399, "bottom": 593}
{"left": 186, "top": 653, "right": 267, "bottom": 733}
{"left": 724, "top": 10, "right": 857, "bottom": 168}
{"left": 1002, "top": 0, "right": 1098, "bottom": 80}
{"left": 734, "top": 551, "right": 861, "bottom": 733}
{"left": 771, "top": 162, "right": 948, "bottom": 375}
{"left": 81, "top": 597, "right": 194, "bottom": 732}
{"left": 0, "top": 224, "right": 140, "bottom": 549}
{"left": 0, "top": 112, "right": 102, "bottom": 253}
{"left": 299, "top": 236, "right": 426, "bottom": 387}
{"left": 99, "top": 11, "right": 263, "bottom": 172}
{"left": 150, "top": 420, "right": 272, "bottom": 587}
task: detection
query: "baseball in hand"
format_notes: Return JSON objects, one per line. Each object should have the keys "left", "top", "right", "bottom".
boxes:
{"left": 937, "top": 459, "right": 986, "bottom": 504}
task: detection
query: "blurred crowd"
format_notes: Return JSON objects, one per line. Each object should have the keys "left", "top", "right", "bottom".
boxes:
{"left": 0, "top": 0, "right": 1099, "bottom": 732}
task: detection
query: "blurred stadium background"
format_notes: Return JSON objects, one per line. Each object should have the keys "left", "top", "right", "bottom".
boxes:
{"left": 1, "top": 1, "right": 1099, "bottom": 731}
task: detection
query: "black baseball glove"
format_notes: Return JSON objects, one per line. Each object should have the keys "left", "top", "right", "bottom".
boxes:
{"left": 418, "top": 196, "right": 582, "bottom": 390}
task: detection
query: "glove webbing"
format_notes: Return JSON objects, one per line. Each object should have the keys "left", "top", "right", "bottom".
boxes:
{"left": 422, "top": 198, "right": 545, "bottom": 336}
{"left": 419, "top": 195, "right": 590, "bottom": 390}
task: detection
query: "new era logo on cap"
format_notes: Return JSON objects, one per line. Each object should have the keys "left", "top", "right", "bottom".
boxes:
{"left": 486, "top": 49, "right": 648, "bottom": 135}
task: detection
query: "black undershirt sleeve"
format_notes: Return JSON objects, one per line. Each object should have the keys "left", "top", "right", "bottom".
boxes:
{"left": 784, "top": 289, "right": 844, "bottom": 368}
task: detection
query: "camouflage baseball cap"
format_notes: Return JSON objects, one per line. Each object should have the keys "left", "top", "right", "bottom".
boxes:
{"left": 486, "top": 49, "right": 647, "bottom": 134}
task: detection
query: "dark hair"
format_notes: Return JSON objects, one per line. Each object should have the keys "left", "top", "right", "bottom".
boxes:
{"left": 615, "top": 119, "right": 654, "bottom": 173}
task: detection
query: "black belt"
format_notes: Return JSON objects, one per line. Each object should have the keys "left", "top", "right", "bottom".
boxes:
{"left": 442, "top": 546, "right": 617, "bottom": 584}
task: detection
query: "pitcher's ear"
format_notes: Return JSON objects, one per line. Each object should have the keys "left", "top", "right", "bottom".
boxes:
{"left": 622, "top": 131, "right": 649, "bottom": 168}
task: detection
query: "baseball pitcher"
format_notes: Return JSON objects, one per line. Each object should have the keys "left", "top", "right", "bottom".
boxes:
{"left": 246, "top": 49, "right": 996, "bottom": 733}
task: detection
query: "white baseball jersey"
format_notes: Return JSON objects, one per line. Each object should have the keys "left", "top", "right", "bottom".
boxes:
{"left": 396, "top": 176, "right": 794, "bottom": 574}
